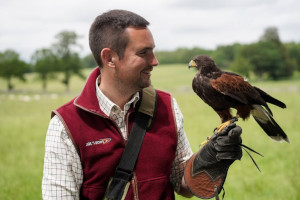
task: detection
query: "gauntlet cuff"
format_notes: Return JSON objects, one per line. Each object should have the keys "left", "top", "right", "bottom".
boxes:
{"left": 184, "top": 154, "right": 228, "bottom": 199}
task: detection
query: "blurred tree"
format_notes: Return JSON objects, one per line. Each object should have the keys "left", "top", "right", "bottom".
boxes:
{"left": 31, "top": 48, "right": 59, "bottom": 91}
{"left": 52, "top": 30, "right": 85, "bottom": 92}
{"left": 240, "top": 41, "right": 284, "bottom": 80}
{"left": 212, "top": 43, "right": 241, "bottom": 69}
{"left": 259, "top": 27, "right": 295, "bottom": 79}
{"left": 259, "top": 27, "right": 281, "bottom": 44}
{"left": 230, "top": 54, "right": 254, "bottom": 77}
{"left": 0, "top": 49, "right": 29, "bottom": 91}
{"left": 237, "top": 27, "right": 296, "bottom": 80}
{"left": 285, "top": 42, "right": 300, "bottom": 71}
{"left": 82, "top": 54, "right": 97, "bottom": 68}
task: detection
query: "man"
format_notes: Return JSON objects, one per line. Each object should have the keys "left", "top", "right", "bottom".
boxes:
{"left": 42, "top": 10, "right": 242, "bottom": 199}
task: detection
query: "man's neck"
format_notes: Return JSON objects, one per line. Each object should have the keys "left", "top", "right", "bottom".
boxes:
{"left": 99, "top": 83, "right": 136, "bottom": 111}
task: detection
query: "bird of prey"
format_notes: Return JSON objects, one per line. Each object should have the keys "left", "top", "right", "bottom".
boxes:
{"left": 188, "top": 55, "right": 290, "bottom": 143}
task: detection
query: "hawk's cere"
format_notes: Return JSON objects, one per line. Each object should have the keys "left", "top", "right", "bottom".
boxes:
{"left": 189, "top": 55, "right": 290, "bottom": 143}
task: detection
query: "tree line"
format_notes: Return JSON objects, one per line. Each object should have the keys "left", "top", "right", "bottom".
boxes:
{"left": 155, "top": 27, "right": 300, "bottom": 80}
{"left": 1, "top": 27, "right": 300, "bottom": 91}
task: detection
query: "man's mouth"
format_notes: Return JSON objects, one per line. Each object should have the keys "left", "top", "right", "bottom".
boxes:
{"left": 142, "top": 71, "right": 152, "bottom": 75}
{"left": 142, "top": 67, "right": 153, "bottom": 76}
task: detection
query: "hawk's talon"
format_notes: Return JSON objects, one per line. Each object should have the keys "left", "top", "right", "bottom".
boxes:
{"left": 200, "top": 136, "right": 211, "bottom": 147}
{"left": 216, "top": 117, "right": 239, "bottom": 134}
{"left": 216, "top": 120, "right": 232, "bottom": 134}
{"left": 202, "top": 117, "right": 238, "bottom": 147}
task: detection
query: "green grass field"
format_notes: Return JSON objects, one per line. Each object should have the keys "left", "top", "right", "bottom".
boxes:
{"left": 0, "top": 65, "right": 299, "bottom": 199}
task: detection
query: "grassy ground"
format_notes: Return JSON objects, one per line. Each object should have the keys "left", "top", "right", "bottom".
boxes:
{"left": 0, "top": 65, "right": 299, "bottom": 199}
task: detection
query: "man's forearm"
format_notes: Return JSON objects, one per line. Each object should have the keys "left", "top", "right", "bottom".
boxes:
{"left": 178, "top": 175, "right": 193, "bottom": 198}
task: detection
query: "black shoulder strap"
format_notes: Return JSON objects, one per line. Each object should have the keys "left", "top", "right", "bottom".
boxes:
{"left": 104, "top": 86, "right": 157, "bottom": 200}
{"left": 117, "top": 111, "right": 150, "bottom": 173}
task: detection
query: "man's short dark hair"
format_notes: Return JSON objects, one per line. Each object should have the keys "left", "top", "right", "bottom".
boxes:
{"left": 89, "top": 9, "right": 150, "bottom": 67}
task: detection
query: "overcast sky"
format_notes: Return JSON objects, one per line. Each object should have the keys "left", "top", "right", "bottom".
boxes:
{"left": 1, "top": 0, "right": 300, "bottom": 61}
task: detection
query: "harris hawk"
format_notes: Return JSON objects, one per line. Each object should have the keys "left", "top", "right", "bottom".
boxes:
{"left": 188, "top": 55, "right": 290, "bottom": 143}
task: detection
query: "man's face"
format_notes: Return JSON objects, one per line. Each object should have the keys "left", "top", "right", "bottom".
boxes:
{"left": 113, "top": 27, "right": 159, "bottom": 93}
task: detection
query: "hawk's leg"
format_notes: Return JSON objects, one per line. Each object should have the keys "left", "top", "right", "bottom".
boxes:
{"left": 200, "top": 115, "right": 239, "bottom": 146}
{"left": 200, "top": 117, "right": 238, "bottom": 147}
{"left": 216, "top": 117, "right": 238, "bottom": 134}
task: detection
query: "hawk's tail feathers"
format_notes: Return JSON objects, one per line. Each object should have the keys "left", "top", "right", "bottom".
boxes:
{"left": 251, "top": 105, "right": 290, "bottom": 143}
{"left": 253, "top": 86, "right": 286, "bottom": 108}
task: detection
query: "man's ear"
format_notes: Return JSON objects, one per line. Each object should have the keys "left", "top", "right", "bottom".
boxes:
{"left": 100, "top": 48, "right": 118, "bottom": 68}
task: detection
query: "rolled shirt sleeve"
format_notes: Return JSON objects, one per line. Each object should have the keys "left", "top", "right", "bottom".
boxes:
{"left": 170, "top": 97, "right": 194, "bottom": 193}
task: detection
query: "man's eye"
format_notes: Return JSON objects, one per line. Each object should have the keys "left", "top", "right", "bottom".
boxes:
{"left": 139, "top": 51, "right": 147, "bottom": 55}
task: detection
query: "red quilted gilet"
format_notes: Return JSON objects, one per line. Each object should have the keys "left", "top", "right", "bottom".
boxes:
{"left": 53, "top": 68, "right": 178, "bottom": 199}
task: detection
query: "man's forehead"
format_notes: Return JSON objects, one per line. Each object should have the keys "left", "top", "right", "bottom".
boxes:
{"left": 126, "top": 27, "right": 155, "bottom": 48}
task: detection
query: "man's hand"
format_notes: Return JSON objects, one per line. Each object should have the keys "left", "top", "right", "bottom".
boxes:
{"left": 184, "top": 122, "right": 242, "bottom": 199}
{"left": 204, "top": 123, "right": 242, "bottom": 162}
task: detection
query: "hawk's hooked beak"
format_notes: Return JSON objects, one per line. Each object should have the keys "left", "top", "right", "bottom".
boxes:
{"left": 188, "top": 60, "right": 197, "bottom": 69}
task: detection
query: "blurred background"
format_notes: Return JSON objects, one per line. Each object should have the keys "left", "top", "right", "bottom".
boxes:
{"left": 0, "top": 0, "right": 299, "bottom": 199}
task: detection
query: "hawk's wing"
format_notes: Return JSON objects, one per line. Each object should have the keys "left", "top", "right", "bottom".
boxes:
{"left": 211, "top": 72, "right": 256, "bottom": 105}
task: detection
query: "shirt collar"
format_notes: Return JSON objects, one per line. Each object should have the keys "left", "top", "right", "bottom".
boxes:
{"left": 95, "top": 76, "right": 140, "bottom": 117}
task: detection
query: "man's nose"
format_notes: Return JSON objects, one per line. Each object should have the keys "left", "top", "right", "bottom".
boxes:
{"left": 151, "top": 54, "right": 159, "bottom": 67}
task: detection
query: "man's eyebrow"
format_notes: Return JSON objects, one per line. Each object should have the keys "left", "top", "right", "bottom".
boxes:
{"left": 145, "top": 47, "right": 155, "bottom": 51}
{"left": 137, "top": 46, "right": 155, "bottom": 53}
{"left": 144, "top": 45, "right": 156, "bottom": 50}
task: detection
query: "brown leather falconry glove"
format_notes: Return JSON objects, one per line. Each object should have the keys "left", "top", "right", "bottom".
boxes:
{"left": 184, "top": 122, "right": 242, "bottom": 199}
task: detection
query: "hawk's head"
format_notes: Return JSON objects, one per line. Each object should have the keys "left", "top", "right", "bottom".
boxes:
{"left": 188, "top": 55, "right": 220, "bottom": 75}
